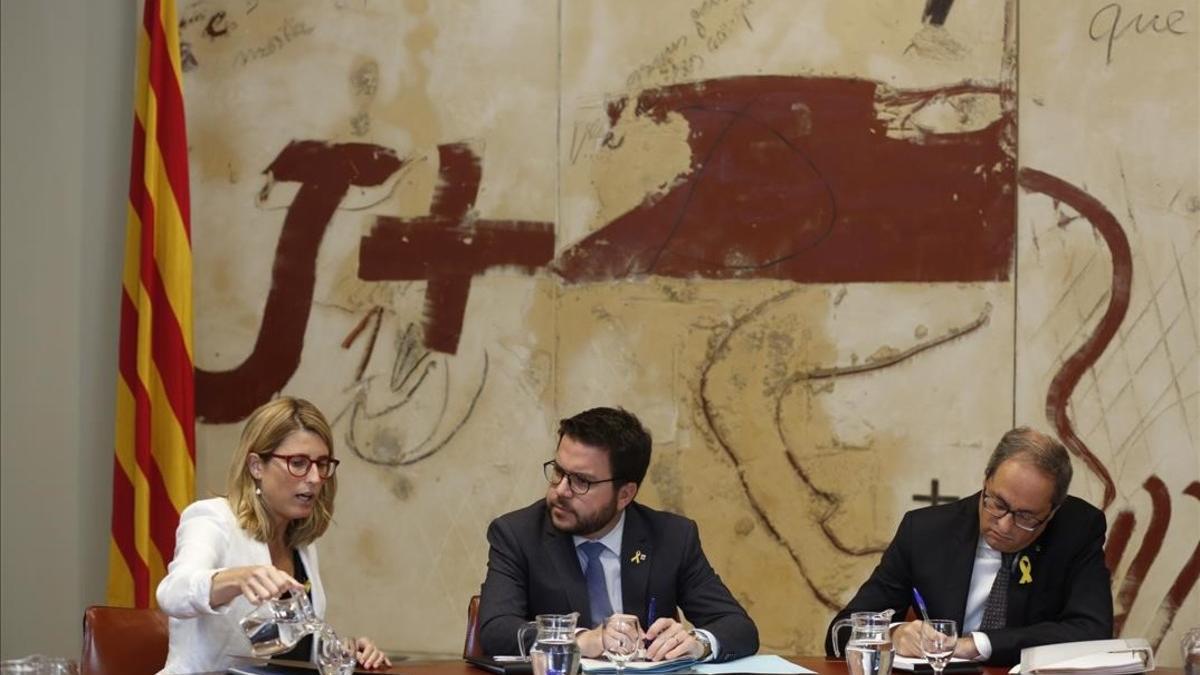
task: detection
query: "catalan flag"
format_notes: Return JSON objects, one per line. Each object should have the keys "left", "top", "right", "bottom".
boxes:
{"left": 107, "top": 0, "right": 195, "bottom": 608}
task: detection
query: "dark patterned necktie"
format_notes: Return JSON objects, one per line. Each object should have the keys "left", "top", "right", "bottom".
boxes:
{"left": 980, "top": 552, "right": 1014, "bottom": 630}
{"left": 580, "top": 542, "right": 614, "bottom": 628}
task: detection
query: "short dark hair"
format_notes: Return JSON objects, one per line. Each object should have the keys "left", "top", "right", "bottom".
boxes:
{"left": 984, "top": 427, "right": 1073, "bottom": 507}
{"left": 558, "top": 407, "right": 652, "bottom": 486}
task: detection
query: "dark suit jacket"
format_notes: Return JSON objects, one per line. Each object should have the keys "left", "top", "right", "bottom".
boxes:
{"left": 478, "top": 500, "right": 758, "bottom": 662}
{"left": 825, "top": 492, "right": 1112, "bottom": 666}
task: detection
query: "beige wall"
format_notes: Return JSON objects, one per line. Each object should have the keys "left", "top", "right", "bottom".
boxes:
{"left": 0, "top": 0, "right": 133, "bottom": 660}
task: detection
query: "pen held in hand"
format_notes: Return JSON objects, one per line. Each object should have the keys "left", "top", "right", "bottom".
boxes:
{"left": 644, "top": 596, "right": 657, "bottom": 649}
{"left": 912, "top": 587, "right": 932, "bottom": 624}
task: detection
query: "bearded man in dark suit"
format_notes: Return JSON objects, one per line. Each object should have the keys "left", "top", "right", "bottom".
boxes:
{"left": 478, "top": 407, "right": 758, "bottom": 663}
{"left": 826, "top": 427, "right": 1113, "bottom": 666}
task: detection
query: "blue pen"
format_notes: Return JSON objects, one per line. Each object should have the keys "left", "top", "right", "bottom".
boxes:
{"left": 645, "top": 596, "right": 658, "bottom": 647}
{"left": 912, "top": 588, "right": 932, "bottom": 624}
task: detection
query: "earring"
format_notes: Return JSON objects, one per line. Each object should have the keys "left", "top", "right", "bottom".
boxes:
{"left": 255, "top": 486, "right": 262, "bottom": 496}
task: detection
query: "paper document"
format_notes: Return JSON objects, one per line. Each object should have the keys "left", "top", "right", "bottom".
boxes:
{"left": 580, "top": 656, "right": 696, "bottom": 674}
{"left": 693, "top": 654, "right": 815, "bottom": 674}
{"left": 1019, "top": 638, "right": 1155, "bottom": 675}
{"left": 892, "top": 654, "right": 974, "bottom": 671}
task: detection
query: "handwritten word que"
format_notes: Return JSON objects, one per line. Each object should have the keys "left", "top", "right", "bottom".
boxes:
{"left": 1089, "top": 3, "right": 1187, "bottom": 65}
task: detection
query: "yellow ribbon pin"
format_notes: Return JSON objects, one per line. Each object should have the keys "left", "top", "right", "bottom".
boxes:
{"left": 1018, "top": 555, "right": 1033, "bottom": 584}
{"left": 630, "top": 550, "right": 647, "bottom": 565}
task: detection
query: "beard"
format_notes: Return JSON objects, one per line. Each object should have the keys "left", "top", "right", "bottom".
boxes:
{"left": 547, "top": 492, "right": 620, "bottom": 537}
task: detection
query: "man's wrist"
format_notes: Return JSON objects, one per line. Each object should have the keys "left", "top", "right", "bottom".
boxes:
{"left": 577, "top": 627, "right": 603, "bottom": 658}
{"left": 955, "top": 634, "right": 981, "bottom": 660}
{"left": 690, "top": 630, "right": 713, "bottom": 660}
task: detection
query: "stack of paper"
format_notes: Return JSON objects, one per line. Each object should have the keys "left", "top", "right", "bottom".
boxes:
{"left": 1018, "top": 639, "right": 1155, "bottom": 675}
{"left": 581, "top": 656, "right": 697, "bottom": 674}
{"left": 581, "top": 655, "right": 814, "bottom": 675}
{"left": 693, "top": 655, "right": 815, "bottom": 674}
{"left": 892, "top": 654, "right": 979, "bottom": 672}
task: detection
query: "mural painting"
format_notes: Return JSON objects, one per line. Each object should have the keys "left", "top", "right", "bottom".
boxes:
{"left": 179, "top": 0, "right": 1197, "bottom": 661}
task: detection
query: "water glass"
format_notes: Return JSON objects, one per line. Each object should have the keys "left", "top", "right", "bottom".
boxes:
{"left": 602, "top": 615, "right": 643, "bottom": 675}
{"left": 920, "top": 619, "right": 958, "bottom": 675}
{"left": 317, "top": 627, "right": 358, "bottom": 675}
{"left": 0, "top": 656, "right": 39, "bottom": 675}
{"left": 41, "top": 659, "right": 78, "bottom": 675}
{"left": 1183, "top": 626, "right": 1200, "bottom": 675}
{"left": 0, "top": 657, "right": 78, "bottom": 675}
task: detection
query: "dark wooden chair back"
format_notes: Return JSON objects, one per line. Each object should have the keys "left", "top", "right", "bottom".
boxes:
{"left": 81, "top": 605, "right": 169, "bottom": 675}
{"left": 463, "top": 594, "right": 483, "bottom": 658}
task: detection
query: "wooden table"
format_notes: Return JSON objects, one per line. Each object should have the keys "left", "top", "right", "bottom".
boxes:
{"left": 211, "top": 655, "right": 1181, "bottom": 675}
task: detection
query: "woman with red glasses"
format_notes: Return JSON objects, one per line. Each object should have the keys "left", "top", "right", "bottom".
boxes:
{"left": 156, "top": 396, "right": 389, "bottom": 674}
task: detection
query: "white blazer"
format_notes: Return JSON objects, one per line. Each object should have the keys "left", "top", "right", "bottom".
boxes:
{"left": 156, "top": 497, "right": 326, "bottom": 675}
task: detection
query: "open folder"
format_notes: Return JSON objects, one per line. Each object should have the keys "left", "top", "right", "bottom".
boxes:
{"left": 1016, "top": 639, "right": 1155, "bottom": 675}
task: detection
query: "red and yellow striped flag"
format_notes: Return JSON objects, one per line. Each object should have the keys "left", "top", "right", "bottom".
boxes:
{"left": 107, "top": 0, "right": 195, "bottom": 608}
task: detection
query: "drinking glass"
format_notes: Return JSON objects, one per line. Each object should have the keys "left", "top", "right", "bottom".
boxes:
{"left": 40, "top": 659, "right": 79, "bottom": 675}
{"left": 317, "top": 626, "right": 357, "bottom": 675}
{"left": 920, "top": 620, "right": 958, "bottom": 675}
{"left": 0, "top": 657, "right": 78, "bottom": 675}
{"left": 602, "top": 615, "right": 643, "bottom": 675}
{"left": 0, "top": 656, "right": 39, "bottom": 675}
{"left": 1183, "top": 627, "right": 1200, "bottom": 675}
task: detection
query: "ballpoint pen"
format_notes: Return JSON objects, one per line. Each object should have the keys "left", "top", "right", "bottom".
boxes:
{"left": 912, "top": 587, "right": 932, "bottom": 624}
{"left": 645, "top": 596, "right": 657, "bottom": 648}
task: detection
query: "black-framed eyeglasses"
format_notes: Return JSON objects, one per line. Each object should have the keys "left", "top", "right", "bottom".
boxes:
{"left": 543, "top": 460, "right": 616, "bottom": 495}
{"left": 265, "top": 453, "right": 340, "bottom": 479}
{"left": 980, "top": 490, "right": 1052, "bottom": 531}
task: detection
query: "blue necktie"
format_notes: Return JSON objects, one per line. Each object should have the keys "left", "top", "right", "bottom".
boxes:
{"left": 580, "top": 542, "right": 614, "bottom": 628}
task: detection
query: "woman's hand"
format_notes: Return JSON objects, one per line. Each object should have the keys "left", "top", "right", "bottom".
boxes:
{"left": 354, "top": 637, "right": 392, "bottom": 670}
{"left": 210, "top": 565, "right": 302, "bottom": 607}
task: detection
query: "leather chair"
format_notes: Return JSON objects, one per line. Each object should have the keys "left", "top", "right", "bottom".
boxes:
{"left": 463, "top": 594, "right": 483, "bottom": 658}
{"left": 81, "top": 605, "right": 169, "bottom": 675}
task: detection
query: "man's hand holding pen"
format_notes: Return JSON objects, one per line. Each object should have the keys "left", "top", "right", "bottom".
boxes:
{"left": 643, "top": 618, "right": 705, "bottom": 661}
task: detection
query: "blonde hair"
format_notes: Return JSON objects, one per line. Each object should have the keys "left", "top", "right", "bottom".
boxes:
{"left": 226, "top": 397, "right": 337, "bottom": 548}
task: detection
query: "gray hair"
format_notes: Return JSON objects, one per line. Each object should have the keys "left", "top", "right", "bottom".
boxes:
{"left": 984, "top": 427, "right": 1073, "bottom": 507}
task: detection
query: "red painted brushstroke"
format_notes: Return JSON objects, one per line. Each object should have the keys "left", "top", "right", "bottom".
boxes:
{"left": 359, "top": 143, "right": 554, "bottom": 354}
{"left": 195, "top": 141, "right": 405, "bottom": 423}
{"left": 555, "top": 76, "right": 1016, "bottom": 285}
{"left": 1104, "top": 510, "right": 1136, "bottom": 585}
{"left": 1113, "top": 476, "right": 1170, "bottom": 636}
{"left": 1148, "top": 481, "right": 1200, "bottom": 650}
{"left": 1018, "top": 167, "right": 1131, "bottom": 510}
{"left": 430, "top": 143, "right": 482, "bottom": 219}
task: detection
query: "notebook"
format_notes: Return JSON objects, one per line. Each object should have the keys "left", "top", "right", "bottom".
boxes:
{"left": 464, "top": 654, "right": 535, "bottom": 675}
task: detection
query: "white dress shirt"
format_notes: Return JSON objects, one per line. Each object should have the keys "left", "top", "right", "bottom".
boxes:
{"left": 155, "top": 498, "right": 326, "bottom": 675}
{"left": 572, "top": 511, "right": 720, "bottom": 660}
